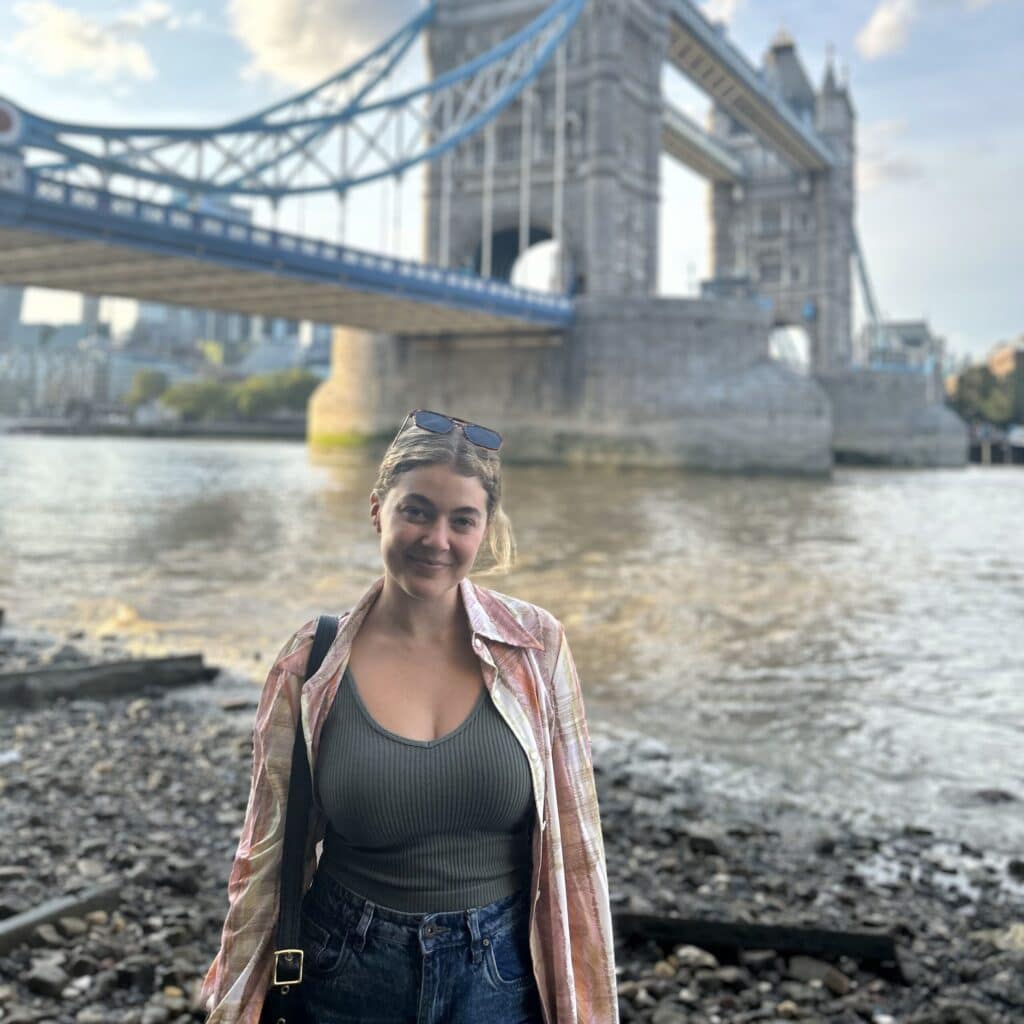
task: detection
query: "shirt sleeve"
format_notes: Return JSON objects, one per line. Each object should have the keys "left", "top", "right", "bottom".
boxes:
{"left": 549, "top": 624, "right": 620, "bottom": 1023}
{"left": 196, "top": 618, "right": 318, "bottom": 1023}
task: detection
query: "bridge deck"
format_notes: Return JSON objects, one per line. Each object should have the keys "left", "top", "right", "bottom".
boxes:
{"left": 667, "top": 0, "right": 833, "bottom": 172}
{"left": 0, "top": 176, "right": 572, "bottom": 335}
{"left": 661, "top": 101, "right": 744, "bottom": 182}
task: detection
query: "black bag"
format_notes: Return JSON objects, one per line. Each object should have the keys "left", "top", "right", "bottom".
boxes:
{"left": 259, "top": 614, "right": 338, "bottom": 1024}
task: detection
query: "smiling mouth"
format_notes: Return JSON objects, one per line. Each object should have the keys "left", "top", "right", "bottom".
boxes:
{"left": 410, "top": 556, "right": 451, "bottom": 567}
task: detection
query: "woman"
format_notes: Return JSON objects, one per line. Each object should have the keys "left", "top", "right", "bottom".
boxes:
{"left": 198, "top": 409, "right": 619, "bottom": 1024}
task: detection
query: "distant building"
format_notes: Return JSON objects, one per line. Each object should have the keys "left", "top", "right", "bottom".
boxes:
{"left": 855, "top": 319, "right": 948, "bottom": 402}
{"left": 986, "top": 337, "right": 1024, "bottom": 379}
{"left": 0, "top": 286, "right": 25, "bottom": 342}
{"left": 299, "top": 322, "right": 332, "bottom": 370}
{"left": 0, "top": 325, "right": 194, "bottom": 415}
{"left": 0, "top": 323, "right": 101, "bottom": 415}
{"left": 80, "top": 295, "right": 103, "bottom": 333}
{"left": 856, "top": 319, "right": 946, "bottom": 370}
{"left": 234, "top": 337, "right": 306, "bottom": 376}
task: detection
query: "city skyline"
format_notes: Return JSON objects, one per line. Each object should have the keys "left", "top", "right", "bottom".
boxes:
{"left": 1, "top": 0, "right": 1020, "bottom": 359}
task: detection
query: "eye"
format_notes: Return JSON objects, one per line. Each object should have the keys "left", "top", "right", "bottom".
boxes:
{"left": 455, "top": 517, "right": 475, "bottom": 529}
{"left": 403, "top": 506, "right": 426, "bottom": 518}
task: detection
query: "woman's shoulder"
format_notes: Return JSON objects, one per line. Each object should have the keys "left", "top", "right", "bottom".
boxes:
{"left": 271, "top": 609, "right": 349, "bottom": 676}
{"left": 469, "top": 580, "right": 563, "bottom": 649}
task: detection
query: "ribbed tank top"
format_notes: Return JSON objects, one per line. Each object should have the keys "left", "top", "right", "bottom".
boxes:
{"left": 315, "top": 664, "right": 535, "bottom": 913}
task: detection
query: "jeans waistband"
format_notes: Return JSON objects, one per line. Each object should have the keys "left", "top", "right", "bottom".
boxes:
{"left": 305, "top": 867, "right": 531, "bottom": 958}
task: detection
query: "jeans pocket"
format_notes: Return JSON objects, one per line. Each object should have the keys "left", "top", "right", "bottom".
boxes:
{"left": 300, "top": 908, "right": 354, "bottom": 978}
{"left": 483, "top": 921, "right": 534, "bottom": 991}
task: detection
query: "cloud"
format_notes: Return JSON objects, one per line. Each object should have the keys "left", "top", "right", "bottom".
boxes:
{"left": 701, "top": 0, "right": 742, "bottom": 25}
{"left": 113, "top": 1, "right": 180, "bottom": 31}
{"left": 855, "top": 0, "right": 919, "bottom": 60}
{"left": 858, "top": 119, "right": 927, "bottom": 190}
{"left": 8, "top": 0, "right": 192, "bottom": 84}
{"left": 228, "top": 0, "right": 416, "bottom": 88}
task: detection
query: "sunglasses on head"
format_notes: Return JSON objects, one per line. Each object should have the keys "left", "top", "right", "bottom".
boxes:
{"left": 398, "top": 409, "right": 503, "bottom": 451}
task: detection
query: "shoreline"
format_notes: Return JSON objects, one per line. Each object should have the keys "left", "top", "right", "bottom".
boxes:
{"left": 0, "top": 418, "right": 307, "bottom": 441}
{"left": 1, "top": 624, "right": 1022, "bottom": 1023}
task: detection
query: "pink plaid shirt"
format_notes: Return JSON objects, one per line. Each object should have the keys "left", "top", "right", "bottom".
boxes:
{"left": 198, "top": 574, "right": 619, "bottom": 1023}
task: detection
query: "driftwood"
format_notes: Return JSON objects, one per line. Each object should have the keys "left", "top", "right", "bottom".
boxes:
{"left": 0, "top": 882, "right": 122, "bottom": 954}
{"left": 613, "top": 912, "right": 905, "bottom": 982}
{"left": 0, "top": 655, "right": 219, "bottom": 708}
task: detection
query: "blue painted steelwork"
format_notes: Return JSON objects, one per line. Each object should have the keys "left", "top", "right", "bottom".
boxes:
{"left": 0, "top": 169, "right": 574, "bottom": 329}
{"left": 0, "top": 0, "right": 585, "bottom": 200}
{"left": 23, "top": 4, "right": 433, "bottom": 187}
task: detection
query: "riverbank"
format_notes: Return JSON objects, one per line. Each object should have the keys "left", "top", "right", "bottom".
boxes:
{"left": 0, "top": 624, "right": 1021, "bottom": 1024}
{"left": 2, "top": 417, "right": 306, "bottom": 441}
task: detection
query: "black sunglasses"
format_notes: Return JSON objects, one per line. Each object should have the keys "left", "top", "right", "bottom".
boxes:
{"left": 399, "top": 409, "right": 503, "bottom": 451}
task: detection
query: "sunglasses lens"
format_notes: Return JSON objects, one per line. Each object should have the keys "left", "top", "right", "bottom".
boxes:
{"left": 413, "top": 411, "right": 454, "bottom": 434}
{"left": 464, "top": 424, "right": 502, "bottom": 450}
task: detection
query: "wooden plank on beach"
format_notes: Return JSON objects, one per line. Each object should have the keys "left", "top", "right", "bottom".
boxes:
{"left": 0, "top": 883, "right": 122, "bottom": 954}
{"left": 613, "top": 913, "right": 904, "bottom": 981}
{"left": 0, "top": 655, "right": 219, "bottom": 708}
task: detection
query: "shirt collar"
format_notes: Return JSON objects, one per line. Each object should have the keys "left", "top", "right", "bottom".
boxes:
{"left": 459, "top": 575, "right": 545, "bottom": 651}
{"left": 337, "top": 575, "right": 544, "bottom": 653}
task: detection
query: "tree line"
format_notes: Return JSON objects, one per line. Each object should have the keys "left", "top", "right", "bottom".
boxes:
{"left": 947, "top": 364, "right": 1022, "bottom": 427}
{"left": 124, "top": 368, "right": 320, "bottom": 421}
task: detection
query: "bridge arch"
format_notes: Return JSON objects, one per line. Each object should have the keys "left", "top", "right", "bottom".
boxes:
{"left": 471, "top": 225, "right": 552, "bottom": 282}
{"left": 769, "top": 322, "right": 813, "bottom": 376}
{"left": 449, "top": 216, "right": 583, "bottom": 294}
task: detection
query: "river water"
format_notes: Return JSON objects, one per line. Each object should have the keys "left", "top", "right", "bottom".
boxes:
{"left": 2, "top": 434, "right": 1021, "bottom": 851}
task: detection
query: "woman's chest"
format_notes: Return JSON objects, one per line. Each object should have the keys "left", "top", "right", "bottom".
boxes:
{"left": 346, "top": 639, "right": 486, "bottom": 744}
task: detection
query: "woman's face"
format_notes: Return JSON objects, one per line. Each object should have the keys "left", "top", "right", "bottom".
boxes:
{"left": 371, "top": 463, "right": 490, "bottom": 598}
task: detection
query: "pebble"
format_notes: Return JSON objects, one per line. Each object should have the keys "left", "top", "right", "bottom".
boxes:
{"left": 1, "top": 627, "right": 1022, "bottom": 1023}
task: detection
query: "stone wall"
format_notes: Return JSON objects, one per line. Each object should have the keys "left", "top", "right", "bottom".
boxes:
{"left": 309, "top": 295, "right": 834, "bottom": 475}
{"left": 818, "top": 369, "right": 968, "bottom": 466}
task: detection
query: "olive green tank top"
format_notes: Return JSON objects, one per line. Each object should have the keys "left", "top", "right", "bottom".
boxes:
{"left": 314, "top": 664, "right": 535, "bottom": 913}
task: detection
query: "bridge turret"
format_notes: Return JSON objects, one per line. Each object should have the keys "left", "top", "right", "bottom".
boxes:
{"left": 424, "top": 0, "right": 666, "bottom": 297}
{"left": 762, "top": 29, "right": 816, "bottom": 123}
{"left": 708, "top": 33, "right": 856, "bottom": 373}
{"left": 816, "top": 54, "right": 855, "bottom": 146}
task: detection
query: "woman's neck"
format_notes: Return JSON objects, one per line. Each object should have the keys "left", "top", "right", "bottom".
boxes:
{"left": 369, "top": 576, "right": 470, "bottom": 649}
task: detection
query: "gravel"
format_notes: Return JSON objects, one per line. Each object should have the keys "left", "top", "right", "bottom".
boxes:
{"left": 1, "top": 625, "right": 1021, "bottom": 1023}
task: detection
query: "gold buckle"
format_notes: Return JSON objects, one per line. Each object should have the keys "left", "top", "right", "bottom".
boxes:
{"left": 272, "top": 948, "right": 303, "bottom": 986}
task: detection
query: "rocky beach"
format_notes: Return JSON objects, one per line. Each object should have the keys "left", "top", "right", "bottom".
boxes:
{"left": 1, "top": 623, "right": 1022, "bottom": 1024}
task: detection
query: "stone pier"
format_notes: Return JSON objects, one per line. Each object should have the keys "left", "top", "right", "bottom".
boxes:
{"left": 308, "top": 295, "right": 833, "bottom": 474}
{"left": 819, "top": 370, "right": 968, "bottom": 467}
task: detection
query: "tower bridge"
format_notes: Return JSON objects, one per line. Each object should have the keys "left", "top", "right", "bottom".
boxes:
{"left": 0, "top": 0, "right": 966, "bottom": 470}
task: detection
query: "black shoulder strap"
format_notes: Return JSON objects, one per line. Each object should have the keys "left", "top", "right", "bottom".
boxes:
{"left": 273, "top": 615, "right": 338, "bottom": 954}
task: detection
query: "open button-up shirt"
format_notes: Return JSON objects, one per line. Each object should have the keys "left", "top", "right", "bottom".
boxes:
{"left": 198, "top": 574, "right": 619, "bottom": 1023}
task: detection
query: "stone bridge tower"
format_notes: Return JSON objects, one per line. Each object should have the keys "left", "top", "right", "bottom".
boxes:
{"left": 709, "top": 32, "right": 855, "bottom": 373}
{"left": 424, "top": 0, "right": 667, "bottom": 297}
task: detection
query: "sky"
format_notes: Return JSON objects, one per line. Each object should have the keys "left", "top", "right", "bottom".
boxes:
{"left": 1, "top": 0, "right": 1021, "bottom": 359}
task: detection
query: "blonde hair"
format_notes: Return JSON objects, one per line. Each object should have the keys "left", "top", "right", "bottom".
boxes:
{"left": 371, "top": 417, "right": 516, "bottom": 577}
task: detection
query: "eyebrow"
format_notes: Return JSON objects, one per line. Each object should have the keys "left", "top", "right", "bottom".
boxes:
{"left": 403, "top": 493, "right": 482, "bottom": 517}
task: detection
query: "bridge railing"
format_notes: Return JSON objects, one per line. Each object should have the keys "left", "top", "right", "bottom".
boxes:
{"left": 12, "top": 169, "right": 572, "bottom": 320}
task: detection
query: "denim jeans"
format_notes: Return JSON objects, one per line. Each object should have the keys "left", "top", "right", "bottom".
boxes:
{"left": 296, "top": 867, "right": 545, "bottom": 1024}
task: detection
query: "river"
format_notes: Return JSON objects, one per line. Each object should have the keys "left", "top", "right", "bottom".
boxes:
{"left": 2, "top": 434, "right": 1021, "bottom": 851}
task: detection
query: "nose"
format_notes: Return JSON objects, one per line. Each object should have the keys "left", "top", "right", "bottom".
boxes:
{"left": 422, "top": 517, "right": 451, "bottom": 551}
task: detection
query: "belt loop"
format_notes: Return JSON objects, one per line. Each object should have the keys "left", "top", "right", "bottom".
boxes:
{"left": 465, "top": 907, "right": 484, "bottom": 965}
{"left": 352, "top": 900, "right": 374, "bottom": 952}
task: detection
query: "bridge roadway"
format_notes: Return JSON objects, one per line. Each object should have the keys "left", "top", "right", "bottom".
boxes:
{"left": 661, "top": 101, "right": 744, "bottom": 182}
{"left": 667, "top": 0, "right": 833, "bottom": 172}
{"left": 0, "top": 172, "right": 573, "bottom": 336}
